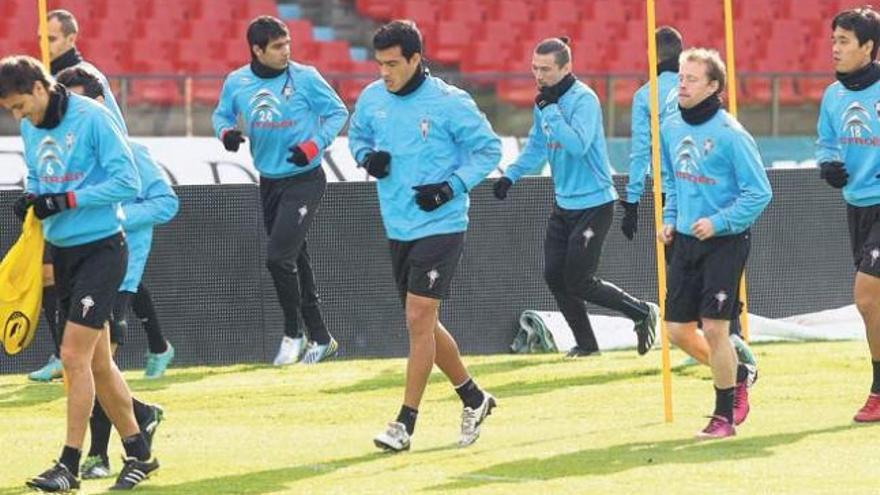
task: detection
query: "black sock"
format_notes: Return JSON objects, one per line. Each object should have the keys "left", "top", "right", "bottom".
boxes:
{"left": 133, "top": 285, "right": 168, "bottom": 354}
{"left": 714, "top": 386, "right": 735, "bottom": 424}
{"left": 455, "top": 378, "right": 485, "bottom": 410}
{"left": 872, "top": 360, "right": 880, "bottom": 394}
{"left": 736, "top": 364, "right": 749, "bottom": 385}
{"left": 396, "top": 405, "right": 418, "bottom": 436}
{"left": 42, "top": 284, "right": 60, "bottom": 356}
{"left": 88, "top": 399, "right": 112, "bottom": 460}
{"left": 132, "top": 398, "right": 151, "bottom": 427}
{"left": 122, "top": 433, "right": 150, "bottom": 461}
{"left": 59, "top": 445, "right": 81, "bottom": 476}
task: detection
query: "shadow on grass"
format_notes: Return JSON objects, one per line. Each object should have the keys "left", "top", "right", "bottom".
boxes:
{"left": 0, "top": 364, "right": 267, "bottom": 409}
{"left": 0, "top": 486, "right": 29, "bottom": 494}
{"left": 0, "top": 382, "right": 64, "bottom": 409}
{"left": 322, "top": 357, "right": 557, "bottom": 395}
{"left": 477, "top": 366, "right": 663, "bottom": 401}
{"left": 128, "top": 364, "right": 266, "bottom": 392}
{"left": 429, "top": 424, "right": 854, "bottom": 491}
{"left": 138, "top": 452, "right": 383, "bottom": 494}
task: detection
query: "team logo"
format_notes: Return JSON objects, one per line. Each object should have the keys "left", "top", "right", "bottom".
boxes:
{"left": 419, "top": 118, "right": 430, "bottom": 141}
{"left": 871, "top": 248, "right": 880, "bottom": 267}
{"left": 249, "top": 89, "right": 283, "bottom": 122}
{"left": 282, "top": 83, "right": 294, "bottom": 98}
{"left": 426, "top": 269, "right": 440, "bottom": 289}
{"left": 714, "top": 290, "right": 728, "bottom": 313}
{"left": 675, "top": 136, "right": 702, "bottom": 174}
{"left": 80, "top": 295, "right": 95, "bottom": 319}
{"left": 64, "top": 132, "right": 75, "bottom": 149}
{"left": 875, "top": 100, "right": 880, "bottom": 119}
{"left": 703, "top": 138, "right": 714, "bottom": 155}
{"left": 297, "top": 205, "right": 308, "bottom": 224}
{"left": 582, "top": 227, "right": 595, "bottom": 248}
{"left": 842, "top": 101, "right": 872, "bottom": 138}
{"left": 37, "top": 135, "right": 65, "bottom": 176}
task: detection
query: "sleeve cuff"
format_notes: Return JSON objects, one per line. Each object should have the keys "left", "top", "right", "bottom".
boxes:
{"left": 709, "top": 214, "right": 727, "bottom": 235}
{"left": 300, "top": 140, "right": 320, "bottom": 161}
{"left": 449, "top": 174, "right": 467, "bottom": 195}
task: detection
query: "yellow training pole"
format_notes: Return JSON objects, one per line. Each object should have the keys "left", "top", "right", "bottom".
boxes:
{"left": 37, "top": 0, "right": 67, "bottom": 392}
{"left": 646, "top": 0, "right": 673, "bottom": 423}
{"left": 723, "top": 0, "right": 751, "bottom": 342}
{"left": 38, "top": 0, "right": 50, "bottom": 68}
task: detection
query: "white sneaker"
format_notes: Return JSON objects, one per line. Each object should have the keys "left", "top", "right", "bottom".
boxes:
{"left": 373, "top": 421, "right": 411, "bottom": 452}
{"left": 273, "top": 336, "right": 304, "bottom": 366}
{"left": 459, "top": 393, "right": 497, "bottom": 447}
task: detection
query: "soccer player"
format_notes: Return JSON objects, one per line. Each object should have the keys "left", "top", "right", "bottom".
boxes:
{"left": 213, "top": 16, "right": 348, "bottom": 366}
{"left": 622, "top": 26, "right": 683, "bottom": 238}
{"left": 658, "top": 48, "right": 772, "bottom": 438}
{"left": 30, "top": 9, "right": 177, "bottom": 381}
{"left": 816, "top": 6, "right": 880, "bottom": 422}
{"left": 349, "top": 20, "right": 499, "bottom": 452}
{"left": 55, "top": 66, "right": 177, "bottom": 479}
{"left": 493, "top": 37, "right": 660, "bottom": 358}
{"left": 626, "top": 27, "right": 757, "bottom": 414}
{"left": 0, "top": 55, "right": 158, "bottom": 491}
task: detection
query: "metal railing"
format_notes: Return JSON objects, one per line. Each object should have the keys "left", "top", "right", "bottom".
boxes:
{"left": 0, "top": 72, "right": 834, "bottom": 137}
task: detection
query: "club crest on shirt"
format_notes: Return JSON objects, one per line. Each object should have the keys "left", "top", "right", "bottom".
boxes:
{"left": 65, "top": 132, "right": 75, "bottom": 150}
{"left": 419, "top": 118, "right": 430, "bottom": 141}
{"left": 703, "top": 138, "right": 714, "bottom": 155}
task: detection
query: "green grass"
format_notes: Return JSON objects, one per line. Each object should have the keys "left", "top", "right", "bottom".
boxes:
{"left": 1, "top": 341, "right": 878, "bottom": 494}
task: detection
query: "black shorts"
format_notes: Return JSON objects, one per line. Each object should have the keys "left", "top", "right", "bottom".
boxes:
{"left": 847, "top": 204, "right": 880, "bottom": 277}
{"left": 665, "top": 231, "right": 750, "bottom": 322}
{"left": 389, "top": 233, "right": 465, "bottom": 302}
{"left": 53, "top": 233, "right": 128, "bottom": 330}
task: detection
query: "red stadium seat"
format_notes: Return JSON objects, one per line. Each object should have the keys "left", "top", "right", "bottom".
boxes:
{"left": 496, "top": 78, "right": 536, "bottom": 108}
{"left": 438, "top": 0, "right": 487, "bottom": 26}
{"left": 337, "top": 61, "right": 377, "bottom": 104}
{"left": 798, "top": 78, "right": 832, "bottom": 104}
{"left": 534, "top": 0, "right": 586, "bottom": 24}
{"left": 286, "top": 20, "right": 315, "bottom": 44}
{"left": 355, "top": 0, "right": 401, "bottom": 21}
{"left": 613, "top": 79, "right": 644, "bottom": 106}
{"left": 128, "top": 79, "right": 182, "bottom": 106}
{"left": 394, "top": 1, "right": 441, "bottom": 26}
{"left": 431, "top": 20, "right": 475, "bottom": 64}
{"left": 487, "top": 0, "right": 536, "bottom": 23}
{"left": 191, "top": 78, "right": 223, "bottom": 105}
{"left": 242, "top": 0, "right": 280, "bottom": 19}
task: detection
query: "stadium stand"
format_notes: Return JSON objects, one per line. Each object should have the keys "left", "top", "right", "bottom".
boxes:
{"left": 0, "top": 0, "right": 857, "bottom": 108}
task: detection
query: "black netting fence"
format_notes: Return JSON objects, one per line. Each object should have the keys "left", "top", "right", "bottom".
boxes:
{"left": 0, "top": 169, "right": 854, "bottom": 373}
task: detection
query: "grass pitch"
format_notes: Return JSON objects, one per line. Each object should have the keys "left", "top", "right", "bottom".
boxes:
{"left": 0, "top": 341, "right": 877, "bottom": 494}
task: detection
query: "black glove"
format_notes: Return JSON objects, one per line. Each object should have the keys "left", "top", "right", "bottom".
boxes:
{"left": 413, "top": 182, "right": 454, "bottom": 212}
{"left": 287, "top": 140, "right": 319, "bottom": 167}
{"left": 535, "top": 85, "right": 560, "bottom": 110}
{"left": 32, "top": 192, "right": 75, "bottom": 220}
{"left": 12, "top": 193, "right": 32, "bottom": 221}
{"left": 620, "top": 201, "right": 639, "bottom": 240}
{"left": 361, "top": 151, "right": 391, "bottom": 179}
{"left": 819, "top": 161, "right": 848, "bottom": 189}
{"left": 493, "top": 177, "right": 512, "bottom": 200}
{"left": 222, "top": 129, "right": 245, "bottom": 152}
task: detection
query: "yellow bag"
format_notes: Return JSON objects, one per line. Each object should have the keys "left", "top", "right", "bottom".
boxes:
{"left": 0, "top": 208, "right": 44, "bottom": 355}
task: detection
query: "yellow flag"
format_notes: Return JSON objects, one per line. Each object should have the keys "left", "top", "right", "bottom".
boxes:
{"left": 0, "top": 208, "right": 44, "bottom": 355}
